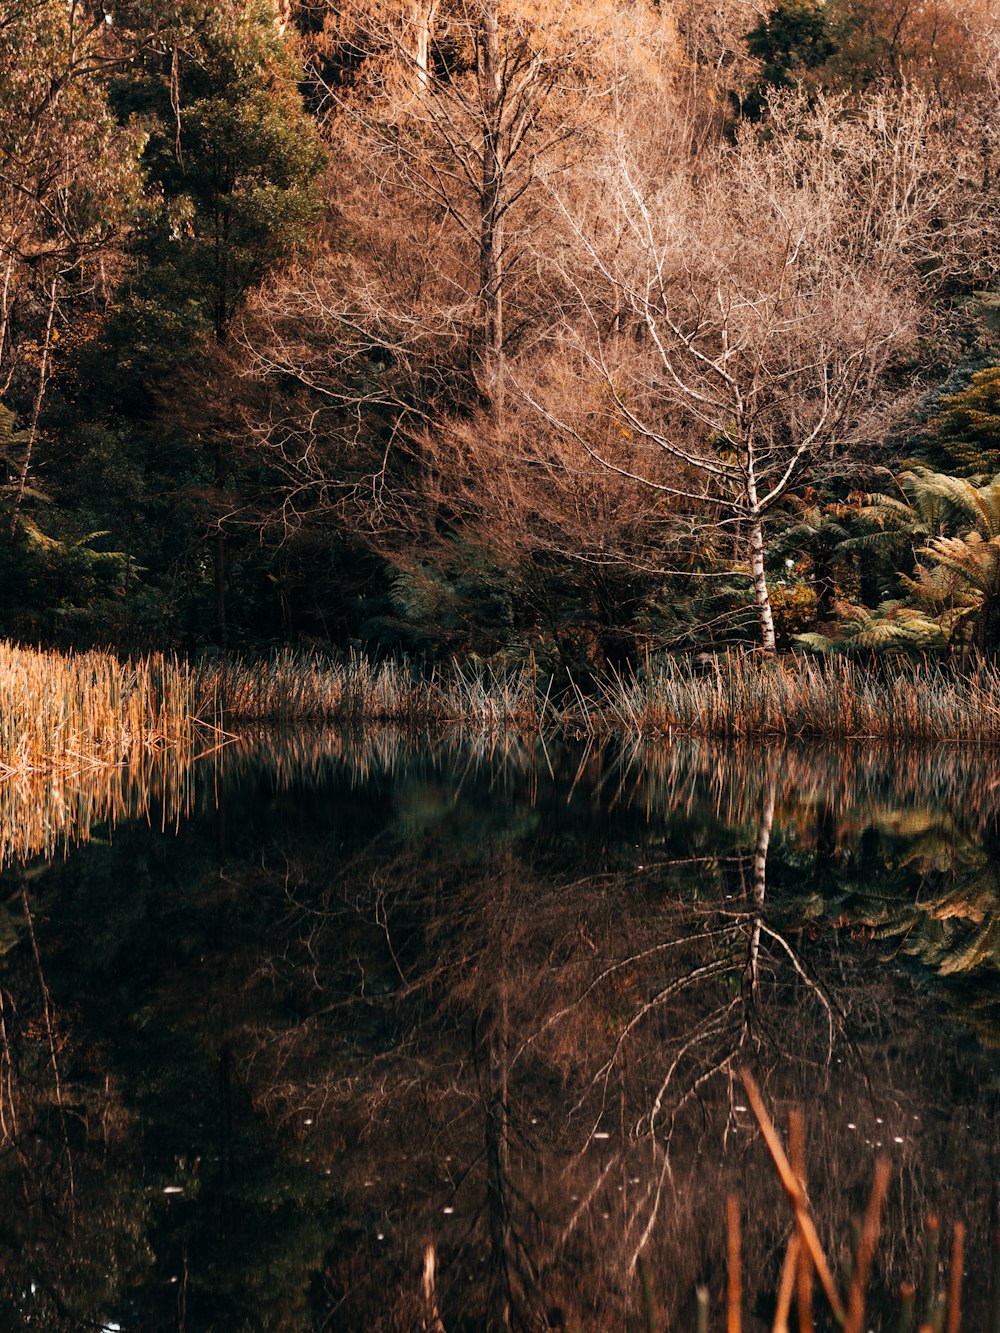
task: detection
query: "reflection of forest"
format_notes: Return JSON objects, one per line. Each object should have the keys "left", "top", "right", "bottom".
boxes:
{"left": 0, "top": 734, "right": 996, "bottom": 1328}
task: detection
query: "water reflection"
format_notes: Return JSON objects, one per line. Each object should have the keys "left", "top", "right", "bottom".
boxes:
{"left": 0, "top": 733, "right": 996, "bottom": 1329}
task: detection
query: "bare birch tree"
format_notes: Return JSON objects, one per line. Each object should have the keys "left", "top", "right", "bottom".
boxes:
{"left": 516, "top": 88, "right": 977, "bottom": 651}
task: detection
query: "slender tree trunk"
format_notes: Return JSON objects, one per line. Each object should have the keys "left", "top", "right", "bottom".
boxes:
{"left": 483, "top": 868, "right": 512, "bottom": 1331}
{"left": 748, "top": 513, "right": 776, "bottom": 654}
{"left": 213, "top": 438, "right": 227, "bottom": 650}
{"left": 20, "top": 884, "right": 76, "bottom": 1220}
{"left": 410, "top": 0, "right": 439, "bottom": 91}
{"left": 0, "top": 253, "right": 16, "bottom": 376}
{"left": 477, "top": 0, "right": 504, "bottom": 402}
{"left": 211, "top": 182, "right": 229, "bottom": 650}
{"left": 0, "top": 986, "right": 17, "bottom": 1147}
{"left": 10, "top": 273, "right": 57, "bottom": 539}
{"left": 814, "top": 552, "right": 836, "bottom": 623}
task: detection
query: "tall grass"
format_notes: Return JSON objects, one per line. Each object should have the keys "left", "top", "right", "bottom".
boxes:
{"left": 203, "top": 648, "right": 1000, "bottom": 742}
{"left": 596, "top": 652, "right": 1000, "bottom": 742}
{"left": 0, "top": 641, "right": 198, "bottom": 775}
{"left": 195, "top": 648, "right": 555, "bottom": 730}
{"left": 5, "top": 642, "right": 1000, "bottom": 759}
{"left": 197, "top": 648, "right": 430, "bottom": 725}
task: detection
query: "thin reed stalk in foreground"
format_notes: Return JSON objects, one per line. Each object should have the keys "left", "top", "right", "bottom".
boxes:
{"left": 788, "top": 1107, "right": 815, "bottom": 1333}
{"left": 726, "top": 1194, "right": 742, "bottom": 1333}
{"left": 740, "top": 1072, "right": 845, "bottom": 1324}
{"left": 661, "top": 1073, "right": 988, "bottom": 1333}
{"left": 635, "top": 1076, "right": 991, "bottom": 1333}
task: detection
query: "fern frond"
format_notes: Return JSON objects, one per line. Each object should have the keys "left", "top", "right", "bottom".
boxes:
{"left": 921, "top": 534, "right": 1000, "bottom": 597}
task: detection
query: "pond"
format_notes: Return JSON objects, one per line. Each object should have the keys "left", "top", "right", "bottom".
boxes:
{"left": 0, "top": 732, "right": 997, "bottom": 1330}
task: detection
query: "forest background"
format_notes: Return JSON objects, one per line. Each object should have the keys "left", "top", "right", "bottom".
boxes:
{"left": 4, "top": 0, "right": 1000, "bottom": 674}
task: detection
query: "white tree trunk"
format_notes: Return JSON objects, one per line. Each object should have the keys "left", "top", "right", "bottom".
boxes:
{"left": 410, "top": 0, "right": 439, "bottom": 92}
{"left": 749, "top": 513, "right": 776, "bottom": 655}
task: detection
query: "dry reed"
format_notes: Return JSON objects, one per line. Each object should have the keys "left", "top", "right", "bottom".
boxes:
{"left": 598, "top": 652, "right": 1000, "bottom": 742}
{"left": 0, "top": 640, "right": 199, "bottom": 776}
{"left": 194, "top": 649, "right": 551, "bottom": 730}
{"left": 651, "top": 1074, "right": 992, "bottom": 1333}
{"left": 0, "top": 641, "right": 211, "bottom": 865}
{"left": 203, "top": 649, "right": 1000, "bottom": 742}
{"left": 7, "top": 640, "right": 1000, "bottom": 745}
{"left": 8, "top": 644, "right": 1000, "bottom": 873}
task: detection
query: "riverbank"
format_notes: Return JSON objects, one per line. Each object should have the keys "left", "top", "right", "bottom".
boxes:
{"left": 201, "top": 646, "right": 1000, "bottom": 743}
{"left": 4, "top": 642, "right": 1000, "bottom": 778}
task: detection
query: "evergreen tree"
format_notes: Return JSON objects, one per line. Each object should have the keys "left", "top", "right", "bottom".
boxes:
{"left": 41, "top": 1, "right": 326, "bottom": 648}
{"left": 742, "top": 1, "right": 837, "bottom": 117}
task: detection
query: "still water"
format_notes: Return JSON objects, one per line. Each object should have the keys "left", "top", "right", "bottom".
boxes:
{"left": 0, "top": 732, "right": 996, "bottom": 1330}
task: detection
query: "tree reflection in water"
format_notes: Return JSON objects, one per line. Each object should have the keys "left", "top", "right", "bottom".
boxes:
{"left": 0, "top": 732, "right": 995, "bottom": 1329}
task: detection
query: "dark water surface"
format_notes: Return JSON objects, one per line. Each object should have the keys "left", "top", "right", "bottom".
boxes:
{"left": 0, "top": 733, "right": 997, "bottom": 1330}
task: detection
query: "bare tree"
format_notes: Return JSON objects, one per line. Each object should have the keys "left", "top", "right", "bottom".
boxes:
{"left": 246, "top": 0, "right": 679, "bottom": 413}
{"left": 513, "top": 87, "right": 975, "bottom": 651}
{"left": 232, "top": 0, "right": 698, "bottom": 609}
{"left": 237, "top": 14, "right": 1000, "bottom": 658}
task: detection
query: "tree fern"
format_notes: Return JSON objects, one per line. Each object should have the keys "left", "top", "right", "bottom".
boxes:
{"left": 796, "top": 599, "right": 948, "bottom": 654}
{"left": 809, "top": 466, "right": 1000, "bottom": 654}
